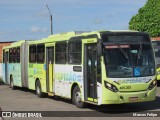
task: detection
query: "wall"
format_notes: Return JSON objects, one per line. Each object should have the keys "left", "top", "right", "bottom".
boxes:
{"left": 152, "top": 37, "right": 160, "bottom": 41}
{"left": 0, "top": 42, "right": 13, "bottom": 63}
{"left": 0, "top": 63, "right": 2, "bottom": 77}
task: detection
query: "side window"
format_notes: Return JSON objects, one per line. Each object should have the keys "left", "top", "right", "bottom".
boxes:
{"left": 55, "top": 42, "right": 67, "bottom": 64}
{"left": 3, "top": 50, "right": 5, "bottom": 63}
{"left": 2, "top": 50, "right": 8, "bottom": 63}
{"left": 37, "top": 44, "right": 45, "bottom": 63}
{"left": 17, "top": 47, "right": 20, "bottom": 63}
{"left": 9, "top": 48, "right": 13, "bottom": 63}
{"left": 13, "top": 48, "right": 17, "bottom": 63}
{"left": 29, "top": 45, "right": 36, "bottom": 63}
{"left": 68, "top": 41, "right": 82, "bottom": 64}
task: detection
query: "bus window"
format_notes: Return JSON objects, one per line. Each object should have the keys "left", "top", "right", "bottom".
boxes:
{"left": 68, "top": 41, "right": 82, "bottom": 64}
{"left": 55, "top": 42, "right": 67, "bottom": 64}
{"left": 12, "top": 48, "right": 17, "bottom": 63}
{"left": 29, "top": 45, "right": 37, "bottom": 63}
{"left": 37, "top": 44, "right": 45, "bottom": 63}
{"left": 17, "top": 47, "right": 20, "bottom": 63}
{"left": 9, "top": 48, "right": 13, "bottom": 63}
{"left": 3, "top": 50, "right": 5, "bottom": 63}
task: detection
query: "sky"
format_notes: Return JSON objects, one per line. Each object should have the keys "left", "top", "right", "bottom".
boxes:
{"left": 0, "top": 0, "right": 147, "bottom": 42}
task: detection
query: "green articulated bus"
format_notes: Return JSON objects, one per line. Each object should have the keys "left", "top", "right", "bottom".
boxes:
{"left": 2, "top": 30, "right": 157, "bottom": 108}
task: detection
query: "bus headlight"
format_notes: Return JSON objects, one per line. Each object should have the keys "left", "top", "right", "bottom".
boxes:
{"left": 148, "top": 80, "right": 157, "bottom": 90}
{"left": 104, "top": 81, "right": 119, "bottom": 92}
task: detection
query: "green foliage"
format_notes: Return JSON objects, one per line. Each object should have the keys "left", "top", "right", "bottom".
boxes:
{"left": 129, "top": 0, "right": 160, "bottom": 37}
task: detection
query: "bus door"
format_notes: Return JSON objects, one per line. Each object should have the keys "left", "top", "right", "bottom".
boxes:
{"left": 84, "top": 43, "right": 99, "bottom": 102}
{"left": 46, "top": 47, "right": 54, "bottom": 93}
{"left": 4, "top": 51, "right": 9, "bottom": 83}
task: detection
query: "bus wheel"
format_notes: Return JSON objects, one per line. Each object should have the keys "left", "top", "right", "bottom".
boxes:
{"left": 10, "top": 76, "right": 15, "bottom": 90}
{"left": 72, "top": 86, "right": 86, "bottom": 108}
{"left": 36, "top": 80, "right": 44, "bottom": 98}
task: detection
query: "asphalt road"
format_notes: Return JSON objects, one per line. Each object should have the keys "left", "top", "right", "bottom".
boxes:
{"left": 0, "top": 84, "right": 160, "bottom": 120}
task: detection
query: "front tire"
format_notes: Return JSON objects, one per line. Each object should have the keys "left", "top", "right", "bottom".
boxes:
{"left": 36, "top": 80, "right": 45, "bottom": 98}
{"left": 72, "top": 86, "right": 86, "bottom": 108}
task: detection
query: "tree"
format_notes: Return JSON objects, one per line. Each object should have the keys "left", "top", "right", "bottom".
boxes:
{"left": 129, "top": 0, "right": 160, "bottom": 37}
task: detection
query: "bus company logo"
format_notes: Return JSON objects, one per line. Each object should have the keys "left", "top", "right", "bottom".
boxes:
{"left": 117, "top": 77, "right": 150, "bottom": 84}
{"left": 55, "top": 72, "right": 82, "bottom": 82}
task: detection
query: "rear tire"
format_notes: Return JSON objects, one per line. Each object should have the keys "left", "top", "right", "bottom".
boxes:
{"left": 36, "top": 80, "right": 45, "bottom": 98}
{"left": 10, "top": 76, "right": 15, "bottom": 90}
{"left": 72, "top": 86, "right": 86, "bottom": 108}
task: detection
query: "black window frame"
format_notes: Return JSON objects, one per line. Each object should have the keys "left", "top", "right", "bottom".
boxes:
{"left": 3, "top": 50, "right": 5, "bottom": 63}
{"left": 36, "top": 44, "right": 45, "bottom": 63}
{"left": 9, "top": 48, "right": 13, "bottom": 63}
{"left": 16, "top": 47, "right": 20, "bottom": 63}
{"left": 13, "top": 48, "right": 17, "bottom": 63}
{"left": 55, "top": 41, "right": 67, "bottom": 64}
{"left": 29, "top": 45, "right": 37, "bottom": 63}
{"left": 68, "top": 40, "right": 82, "bottom": 65}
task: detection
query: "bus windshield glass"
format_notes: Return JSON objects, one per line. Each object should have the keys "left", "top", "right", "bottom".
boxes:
{"left": 102, "top": 34, "right": 155, "bottom": 78}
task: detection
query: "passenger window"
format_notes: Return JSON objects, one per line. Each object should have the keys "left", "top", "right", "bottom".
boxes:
{"left": 68, "top": 41, "right": 82, "bottom": 64}
{"left": 9, "top": 48, "right": 13, "bottom": 63}
{"left": 37, "top": 44, "right": 45, "bottom": 63}
{"left": 17, "top": 47, "right": 20, "bottom": 63}
{"left": 29, "top": 45, "right": 36, "bottom": 63}
{"left": 55, "top": 42, "right": 67, "bottom": 64}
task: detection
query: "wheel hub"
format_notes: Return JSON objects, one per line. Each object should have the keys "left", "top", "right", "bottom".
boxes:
{"left": 37, "top": 85, "right": 40, "bottom": 95}
{"left": 75, "top": 92, "right": 81, "bottom": 104}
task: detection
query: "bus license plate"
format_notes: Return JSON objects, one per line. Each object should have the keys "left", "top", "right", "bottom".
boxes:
{"left": 129, "top": 97, "right": 138, "bottom": 101}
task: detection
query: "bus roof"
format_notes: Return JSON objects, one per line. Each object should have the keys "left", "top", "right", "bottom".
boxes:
{"left": 2, "top": 30, "right": 144, "bottom": 48}
{"left": 3, "top": 40, "right": 34, "bottom": 49}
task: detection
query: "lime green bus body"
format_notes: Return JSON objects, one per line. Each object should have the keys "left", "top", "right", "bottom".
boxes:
{"left": 2, "top": 30, "right": 157, "bottom": 106}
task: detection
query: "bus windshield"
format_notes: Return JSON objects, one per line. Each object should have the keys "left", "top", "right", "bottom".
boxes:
{"left": 102, "top": 35, "right": 155, "bottom": 78}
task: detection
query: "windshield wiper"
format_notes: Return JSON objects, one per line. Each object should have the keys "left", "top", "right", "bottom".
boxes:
{"left": 114, "top": 43, "right": 128, "bottom": 59}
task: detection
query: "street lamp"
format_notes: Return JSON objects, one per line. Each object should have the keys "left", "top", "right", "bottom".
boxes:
{"left": 45, "top": 4, "right": 53, "bottom": 35}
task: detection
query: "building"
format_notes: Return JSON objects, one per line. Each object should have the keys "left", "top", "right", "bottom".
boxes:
{"left": 152, "top": 37, "right": 160, "bottom": 41}
{"left": 0, "top": 42, "right": 14, "bottom": 62}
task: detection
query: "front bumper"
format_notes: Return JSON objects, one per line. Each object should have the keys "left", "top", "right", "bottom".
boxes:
{"left": 101, "top": 86, "right": 156, "bottom": 104}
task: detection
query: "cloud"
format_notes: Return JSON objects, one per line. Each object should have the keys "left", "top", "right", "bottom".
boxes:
{"left": 93, "top": 19, "right": 103, "bottom": 25}
{"left": 31, "top": 26, "right": 48, "bottom": 33}
{"left": 31, "top": 26, "right": 40, "bottom": 32}
{"left": 36, "top": 10, "right": 49, "bottom": 17}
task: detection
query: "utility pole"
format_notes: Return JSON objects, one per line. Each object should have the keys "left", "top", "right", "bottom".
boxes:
{"left": 45, "top": 4, "right": 53, "bottom": 35}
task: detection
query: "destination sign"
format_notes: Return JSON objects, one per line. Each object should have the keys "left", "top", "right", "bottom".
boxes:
{"left": 105, "top": 45, "right": 130, "bottom": 49}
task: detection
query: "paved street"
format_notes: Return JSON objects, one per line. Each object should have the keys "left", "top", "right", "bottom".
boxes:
{"left": 0, "top": 84, "right": 160, "bottom": 120}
